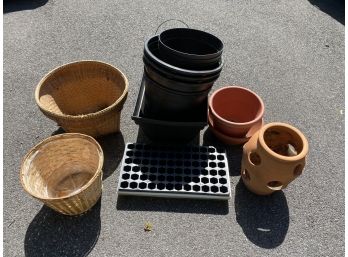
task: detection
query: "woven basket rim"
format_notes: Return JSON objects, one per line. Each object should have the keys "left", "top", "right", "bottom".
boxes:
{"left": 34, "top": 60, "right": 129, "bottom": 120}
{"left": 19, "top": 133, "right": 104, "bottom": 201}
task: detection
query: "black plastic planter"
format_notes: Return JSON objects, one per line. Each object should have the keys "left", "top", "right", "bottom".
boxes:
{"left": 144, "top": 36, "right": 223, "bottom": 78}
{"left": 158, "top": 28, "right": 223, "bottom": 70}
{"left": 143, "top": 74, "right": 210, "bottom": 120}
{"left": 132, "top": 79, "right": 207, "bottom": 143}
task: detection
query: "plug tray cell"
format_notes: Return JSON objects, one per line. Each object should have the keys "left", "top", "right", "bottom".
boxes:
{"left": 117, "top": 143, "right": 231, "bottom": 200}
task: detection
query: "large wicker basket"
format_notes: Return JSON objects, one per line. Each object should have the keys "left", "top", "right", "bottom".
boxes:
{"left": 35, "top": 61, "right": 128, "bottom": 137}
{"left": 20, "top": 133, "right": 104, "bottom": 215}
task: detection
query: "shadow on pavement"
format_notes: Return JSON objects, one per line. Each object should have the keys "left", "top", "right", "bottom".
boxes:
{"left": 24, "top": 199, "right": 101, "bottom": 257}
{"left": 202, "top": 128, "right": 243, "bottom": 176}
{"left": 97, "top": 132, "right": 125, "bottom": 180}
{"left": 234, "top": 180, "right": 289, "bottom": 249}
{"left": 4, "top": 0, "right": 48, "bottom": 14}
{"left": 116, "top": 195, "right": 229, "bottom": 215}
{"left": 309, "top": 0, "right": 345, "bottom": 25}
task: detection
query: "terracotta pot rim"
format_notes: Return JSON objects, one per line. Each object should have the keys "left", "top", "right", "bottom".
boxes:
{"left": 258, "top": 122, "right": 309, "bottom": 161}
{"left": 208, "top": 111, "right": 250, "bottom": 145}
{"left": 209, "top": 86, "right": 265, "bottom": 127}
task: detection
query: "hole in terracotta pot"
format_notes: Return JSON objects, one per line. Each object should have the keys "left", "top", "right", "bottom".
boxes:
{"left": 263, "top": 125, "right": 303, "bottom": 156}
{"left": 149, "top": 174, "right": 156, "bottom": 181}
{"left": 128, "top": 144, "right": 135, "bottom": 149}
{"left": 208, "top": 147, "right": 215, "bottom": 153}
{"left": 133, "top": 159, "right": 141, "bottom": 164}
{"left": 294, "top": 164, "right": 303, "bottom": 177}
{"left": 134, "top": 151, "right": 141, "bottom": 157}
{"left": 125, "top": 158, "right": 132, "bottom": 164}
{"left": 249, "top": 152, "right": 261, "bottom": 165}
{"left": 242, "top": 169, "right": 251, "bottom": 181}
{"left": 124, "top": 165, "right": 131, "bottom": 172}
{"left": 209, "top": 155, "right": 216, "bottom": 160}
{"left": 267, "top": 181, "right": 283, "bottom": 190}
{"left": 150, "top": 167, "right": 157, "bottom": 173}
{"left": 158, "top": 175, "right": 165, "bottom": 182}
{"left": 142, "top": 159, "right": 149, "bottom": 165}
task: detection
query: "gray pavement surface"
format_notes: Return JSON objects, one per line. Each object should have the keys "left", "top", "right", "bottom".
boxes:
{"left": 3, "top": 0, "right": 344, "bottom": 256}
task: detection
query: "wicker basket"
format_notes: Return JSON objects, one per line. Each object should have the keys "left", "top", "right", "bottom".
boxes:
{"left": 20, "top": 133, "right": 104, "bottom": 215}
{"left": 35, "top": 61, "right": 129, "bottom": 137}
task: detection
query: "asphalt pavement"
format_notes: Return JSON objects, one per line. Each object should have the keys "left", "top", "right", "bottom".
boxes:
{"left": 3, "top": 0, "right": 344, "bottom": 256}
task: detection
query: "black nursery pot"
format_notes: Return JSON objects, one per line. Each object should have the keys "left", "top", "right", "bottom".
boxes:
{"left": 158, "top": 28, "right": 223, "bottom": 70}
{"left": 144, "top": 35, "right": 224, "bottom": 79}
{"left": 132, "top": 79, "right": 207, "bottom": 143}
{"left": 143, "top": 73, "right": 210, "bottom": 120}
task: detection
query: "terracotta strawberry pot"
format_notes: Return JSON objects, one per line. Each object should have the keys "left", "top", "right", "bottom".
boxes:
{"left": 208, "top": 86, "right": 264, "bottom": 138}
{"left": 241, "top": 122, "right": 309, "bottom": 195}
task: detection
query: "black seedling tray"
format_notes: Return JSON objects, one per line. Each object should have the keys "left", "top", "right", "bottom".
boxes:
{"left": 117, "top": 143, "right": 231, "bottom": 200}
{"left": 131, "top": 78, "right": 207, "bottom": 143}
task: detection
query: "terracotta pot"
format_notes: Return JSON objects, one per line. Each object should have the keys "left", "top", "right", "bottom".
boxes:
{"left": 209, "top": 86, "right": 264, "bottom": 138}
{"left": 208, "top": 109, "right": 263, "bottom": 145}
{"left": 241, "top": 122, "right": 309, "bottom": 195}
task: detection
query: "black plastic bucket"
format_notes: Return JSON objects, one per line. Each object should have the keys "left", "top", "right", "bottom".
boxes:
{"left": 132, "top": 80, "right": 207, "bottom": 143}
{"left": 143, "top": 73, "right": 210, "bottom": 120}
{"left": 143, "top": 59, "right": 219, "bottom": 93}
{"left": 158, "top": 28, "right": 223, "bottom": 70}
{"left": 144, "top": 36, "right": 223, "bottom": 78}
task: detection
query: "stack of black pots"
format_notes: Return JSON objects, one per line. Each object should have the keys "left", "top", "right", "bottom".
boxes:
{"left": 132, "top": 28, "right": 224, "bottom": 143}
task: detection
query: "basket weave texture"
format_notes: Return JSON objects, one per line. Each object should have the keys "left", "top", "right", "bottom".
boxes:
{"left": 35, "top": 61, "right": 128, "bottom": 137}
{"left": 20, "top": 133, "right": 104, "bottom": 215}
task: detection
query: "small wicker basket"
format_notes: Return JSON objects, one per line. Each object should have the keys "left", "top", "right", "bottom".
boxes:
{"left": 35, "top": 60, "right": 128, "bottom": 137}
{"left": 20, "top": 133, "right": 104, "bottom": 215}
